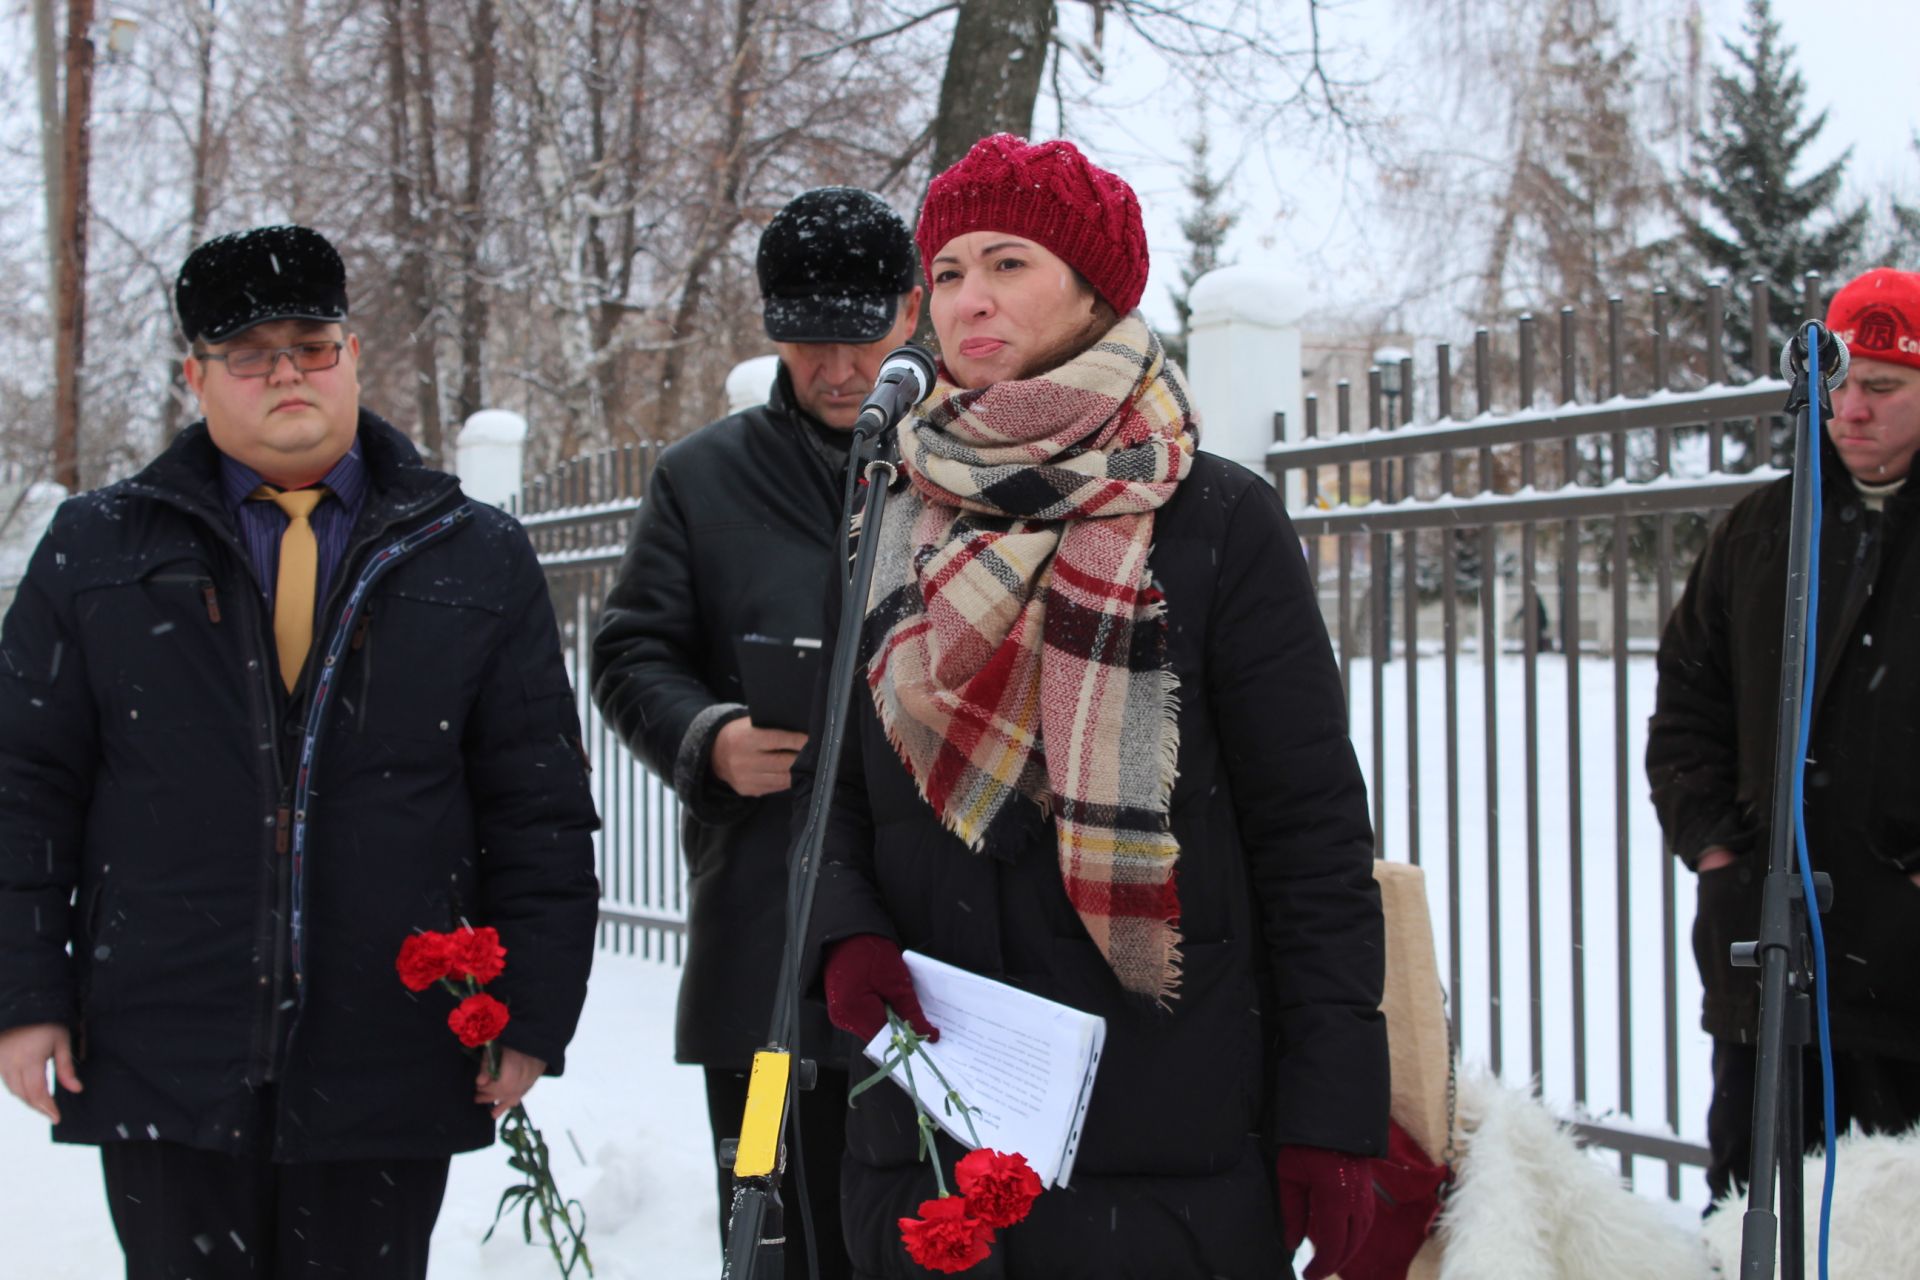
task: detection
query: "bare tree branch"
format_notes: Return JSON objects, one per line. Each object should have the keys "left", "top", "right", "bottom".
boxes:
{"left": 797, "top": 1, "right": 958, "bottom": 65}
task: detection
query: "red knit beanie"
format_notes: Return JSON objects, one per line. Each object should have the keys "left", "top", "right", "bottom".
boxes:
{"left": 1827, "top": 268, "right": 1920, "bottom": 373}
{"left": 915, "top": 134, "right": 1149, "bottom": 315}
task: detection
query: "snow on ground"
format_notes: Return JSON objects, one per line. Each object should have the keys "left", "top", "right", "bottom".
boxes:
{"left": 1, "top": 651, "right": 1723, "bottom": 1279}
{"left": 0, "top": 951, "right": 718, "bottom": 1279}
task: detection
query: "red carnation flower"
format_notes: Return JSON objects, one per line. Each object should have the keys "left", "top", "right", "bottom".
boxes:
{"left": 395, "top": 931, "right": 454, "bottom": 992}
{"left": 448, "top": 992, "right": 511, "bottom": 1048}
{"left": 447, "top": 925, "right": 508, "bottom": 984}
{"left": 954, "top": 1149, "right": 1043, "bottom": 1230}
{"left": 898, "top": 1196, "right": 994, "bottom": 1274}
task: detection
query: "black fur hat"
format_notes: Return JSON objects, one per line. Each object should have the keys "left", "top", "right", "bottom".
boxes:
{"left": 175, "top": 225, "right": 349, "bottom": 344}
{"left": 757, "top": 188, "right": 915, "bottom": 344}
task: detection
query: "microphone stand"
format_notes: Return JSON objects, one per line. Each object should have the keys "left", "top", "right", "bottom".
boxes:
{"left": 1730, "top": 322, "right": 1845, "bottom": 1279}
{"left": 720, "top": 412, "right": 905, "bottom": 1280}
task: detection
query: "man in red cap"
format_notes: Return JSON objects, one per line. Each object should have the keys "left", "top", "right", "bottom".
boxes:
{"left": 1650, "top": 267, "right": 1920, "bottom": 1205}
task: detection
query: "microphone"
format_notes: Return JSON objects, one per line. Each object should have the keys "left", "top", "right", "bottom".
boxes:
{"left": 852, "top": 345, "right": 937, "bottom": 439}
{"left": 1780, "top": 320, "right": 1850, "bottom": 389}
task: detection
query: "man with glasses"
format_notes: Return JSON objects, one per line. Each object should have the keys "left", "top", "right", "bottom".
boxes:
{"left": 0, "top": 224, "right": 600, "bottom": 1278}
{"left": 590, "top": 187, "right": 922, "bottom": 1275}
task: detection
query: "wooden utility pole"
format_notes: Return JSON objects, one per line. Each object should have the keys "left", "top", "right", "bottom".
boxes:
{"left": 33, "top": 0, "right": 62, "bottom": 308}
{"left": 163, "top": 0, "right": 218, "bottom": 444}
{"left": 52, "top": 0, "right": 96, "bottom": 493}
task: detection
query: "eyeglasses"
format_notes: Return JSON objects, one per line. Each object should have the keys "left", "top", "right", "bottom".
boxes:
{"left": 195, "top": 341, "right": 344, "bottom": 379}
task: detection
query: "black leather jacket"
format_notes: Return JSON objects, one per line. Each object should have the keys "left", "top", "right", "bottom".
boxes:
{"left": 590, "top": 370, "right": 850, "bottom": 1066}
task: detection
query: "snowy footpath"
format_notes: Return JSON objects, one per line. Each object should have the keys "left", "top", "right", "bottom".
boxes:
{"left": 0, "top": 951, "right": 718, "bottom": 1279}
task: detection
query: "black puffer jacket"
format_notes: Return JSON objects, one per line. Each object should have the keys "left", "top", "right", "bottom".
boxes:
{"left": 799, "top": 452, "right": 1388, "bottom": 1280}
{"left": 590, "top": 371, "right": 849, "bottom": 1067}
{"left": 0, "top": 413, "right": 600, "bottom": 1160}
{"left": 1649, "top": 430, "right": 1920, "bottom": 1058}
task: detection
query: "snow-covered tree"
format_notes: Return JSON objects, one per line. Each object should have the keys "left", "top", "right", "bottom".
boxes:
{"left": 1163, "top": 125, "right": 1236, "bottom": 369}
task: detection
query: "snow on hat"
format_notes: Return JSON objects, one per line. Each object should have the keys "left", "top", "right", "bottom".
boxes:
{"left": 914, "top": 133, "right": 1149, "bottom": 316}
{"left": 757, "top": 188, "right": 917, "bottom": 344}
{"left": 1827, "top": 268, "right": 1920, "bottom": 373}
{"left": 175, "top": 225, "right": 349, "bottom": 344}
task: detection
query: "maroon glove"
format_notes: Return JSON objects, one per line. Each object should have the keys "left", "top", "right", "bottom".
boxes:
{"left": 1276, "top": 1144, "right": 1376, "bottom": 1280}
{"left": 821, "top": 934, "right": 938, "bottom": 1043}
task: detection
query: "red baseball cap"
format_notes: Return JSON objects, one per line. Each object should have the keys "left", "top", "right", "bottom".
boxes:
{"left": 1827, "top": 268, "right": 1920, "bottom": 373}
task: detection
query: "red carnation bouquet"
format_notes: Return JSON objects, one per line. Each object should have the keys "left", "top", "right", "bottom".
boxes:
{"left": 854, "top": 1010, "right": 1045, "bottom": 1274}
{"left": 395, "top": 926, "right": 591, "bottom": 1277}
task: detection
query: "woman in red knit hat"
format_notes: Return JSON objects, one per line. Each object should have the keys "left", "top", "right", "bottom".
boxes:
{"left": 799, "top": 134, "right": 1388, "bottom": 1279}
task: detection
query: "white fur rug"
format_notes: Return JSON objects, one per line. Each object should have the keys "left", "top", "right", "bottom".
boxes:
{"left": 1432, "top": 1073, "right": 1920, "bottom": 1279}
{"left": 1436, "top": 1073, "right": 1716, "bottom": 1280}
{"left": 1699, "top": 1127, "right": 1920, "bottom": 1277}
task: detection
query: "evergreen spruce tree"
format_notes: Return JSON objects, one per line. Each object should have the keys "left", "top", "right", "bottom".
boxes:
{"left": 1164, "top": 128, "right": 1237, "bottom": 369}
{"left": 1683, "top": 0, "right": 1867, "bottom": 380}
{"left": 1863, "top": 136, "right": 1920, "bottom": 266}
{"left": 1893, "top": 196, "right": 1920, "bottom": 260}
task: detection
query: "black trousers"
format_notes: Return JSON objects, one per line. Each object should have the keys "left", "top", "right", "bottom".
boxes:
{"left": 99, "top": 1139, "right": 450, "bottom": 1279}
{"left": 706, "top": 1063, "right": 853, "bottom": 1280}
{"left": 1706, "top": 1038, "right": 1920, "bottom": 1206}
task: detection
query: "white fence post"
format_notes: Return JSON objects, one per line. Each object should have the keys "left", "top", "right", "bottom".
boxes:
{"left": 1185, "top": 264, "right": 1307, "bottom": 509}
{"left": 726, "top": 354, "right": 782, "bottom": 415}
{"left": 457, "top": 409, "right": 529, "bottom": 508}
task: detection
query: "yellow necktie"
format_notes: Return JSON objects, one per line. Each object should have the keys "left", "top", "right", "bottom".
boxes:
{"left": 251, "top": 485, "right": 328, "bottom": 691}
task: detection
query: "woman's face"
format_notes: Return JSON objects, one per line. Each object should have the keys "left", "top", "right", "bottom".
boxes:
{"left": 928, "top": 232, "right": 1102, "bottom": 387}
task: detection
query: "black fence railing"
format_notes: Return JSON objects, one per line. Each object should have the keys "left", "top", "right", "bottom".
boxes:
{"left": 1266, "top": 275, "right": 1829, "bottom": 1200}
{"left": 516, "top": 444, "right": 686, "bottom": 960}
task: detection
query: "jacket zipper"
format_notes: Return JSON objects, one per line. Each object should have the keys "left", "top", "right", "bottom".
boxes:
{"left": 124, "top": 478, "right": 468, "bottom": 1096}
{"left": 271, "top": 503, "right": 474, "bottom": 1105}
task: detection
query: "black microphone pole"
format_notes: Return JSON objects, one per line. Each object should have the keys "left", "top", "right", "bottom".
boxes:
{"left": 721, "top": 345, "right": 934, "bottom": 1280}
{"left": 1731, "top": 321, "right": 1847, "bottom": 1280}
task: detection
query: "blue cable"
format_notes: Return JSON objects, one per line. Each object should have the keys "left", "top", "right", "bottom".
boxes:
{"left": 1793, "top": 322, "right": 1838, "bottom": 1279}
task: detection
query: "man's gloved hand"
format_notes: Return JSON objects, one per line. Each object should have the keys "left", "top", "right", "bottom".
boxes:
{"left": 1276, "top": 1143, "right": 1376, "bottom": 1280}
{"left": 821, "top": 933, "right": 938, "bottom": 1043}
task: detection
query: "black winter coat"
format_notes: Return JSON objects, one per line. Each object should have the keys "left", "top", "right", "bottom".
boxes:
{"left": 1649, "top": 432, "right": 1920, "bottom": 1058}
{"left": 799, "top": 452, "right": 1389, "bottom": 1280}
{"left": 590, "top": 371, "right": 848, "bottom": 1067}
{"left": 0, "top": 413, "right": 601, "bottom": 1161}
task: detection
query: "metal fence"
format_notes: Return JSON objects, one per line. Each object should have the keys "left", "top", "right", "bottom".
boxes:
{"left": 528, "top": 276, "right": 1818, "bottom": 1202}
{"left": 512, "top": 443, "right": 688, "bottom": 961}
{"left": 1267, "top": 277, "right": 1830, "bottom": 1198}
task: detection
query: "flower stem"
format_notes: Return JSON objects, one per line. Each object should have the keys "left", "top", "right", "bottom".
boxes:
{"left": 486, "top": 1101, "right": 593, "bottom": 1277}
{"left": 885, "top": 1010, "right": 982, "bottom": 1148}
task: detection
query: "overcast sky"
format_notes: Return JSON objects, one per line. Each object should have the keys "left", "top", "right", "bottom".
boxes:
{"left": 1054, "top": 0, "right": 1919, "bottom": 332}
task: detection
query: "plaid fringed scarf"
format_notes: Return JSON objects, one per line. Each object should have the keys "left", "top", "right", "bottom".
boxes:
{"left": 862, "top": 313, "right": 1196, "bottom": 1002}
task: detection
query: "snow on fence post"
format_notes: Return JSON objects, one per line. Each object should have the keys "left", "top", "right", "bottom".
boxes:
{"left": 457, "top": 409, "right": 529, "bottom": 508}
{"left": 726, "top": 354, "right": 782, "bottom": 416}
{"left": 1185, "top": 264, "right": 1306, "bottom": 510}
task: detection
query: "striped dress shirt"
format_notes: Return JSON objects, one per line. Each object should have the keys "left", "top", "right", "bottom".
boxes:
{"left": 219, "top": 440, "right": 369, "bottom": 613}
